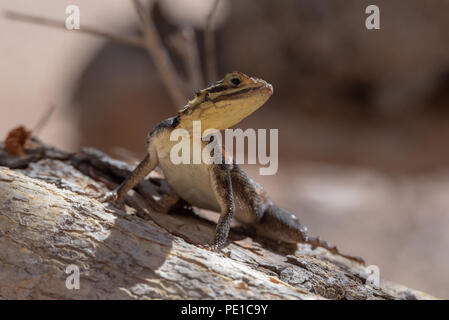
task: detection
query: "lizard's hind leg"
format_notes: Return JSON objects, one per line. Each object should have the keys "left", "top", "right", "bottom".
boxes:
{"left": 230, "top": 165, "right": 265, "bottom": 224}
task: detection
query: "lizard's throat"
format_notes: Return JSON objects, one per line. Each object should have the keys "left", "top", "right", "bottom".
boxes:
{"left": 178, "top": 87, "right": 272, "bottom": 132}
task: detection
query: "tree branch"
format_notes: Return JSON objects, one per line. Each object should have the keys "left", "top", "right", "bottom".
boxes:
{"left": 204, "top": 0, "right": 220, "bottom": 83}
{"left": 4, "top": 10, "right": 145, "bottom": 48}
{"left": 0, "top": 141, "right": 436, "bottom": 299}
{"left": 131, "top": 0, "right": 187, "bottom": 107}
{"left": 168, "top": 27, "right": 204, "bottom": 91}
{"left": 5, "top": 4, "right": 187, "bottom": 109}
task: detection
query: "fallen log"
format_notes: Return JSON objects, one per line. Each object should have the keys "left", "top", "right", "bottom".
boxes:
{"left": 0, "top": 141, "right": 435, "bottom": 299}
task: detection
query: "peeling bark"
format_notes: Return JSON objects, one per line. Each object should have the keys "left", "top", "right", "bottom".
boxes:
{"left": 0, "top": 142, "right": 435, "bottom": 299}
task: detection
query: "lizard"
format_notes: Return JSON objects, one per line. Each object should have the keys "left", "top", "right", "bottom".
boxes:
{"left": 94, "top": 71, "right": 363, "bottom": 264}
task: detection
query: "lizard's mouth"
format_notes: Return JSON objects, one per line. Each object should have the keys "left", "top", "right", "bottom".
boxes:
{"left": 262, "top": 82, "right": 273, "bottom": 95}
{"left": 254, "top": 82, "right": 274, "bottom": 100}
{"left": 251, "top": 77, "right": 273, "bottom": 95}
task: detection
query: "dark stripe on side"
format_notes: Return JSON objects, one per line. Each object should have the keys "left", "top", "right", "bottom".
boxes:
{"left": 211, "top": 86, "right": 260, "bottom": 103}
{"left": 207, "top": 85, "right": 230, "bottom": 93}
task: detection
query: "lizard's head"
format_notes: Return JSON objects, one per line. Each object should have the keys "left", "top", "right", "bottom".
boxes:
{"left": 178, "top": 71, "right": 273, "bottom": 131}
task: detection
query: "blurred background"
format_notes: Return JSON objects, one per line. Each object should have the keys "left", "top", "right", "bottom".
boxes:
{"left": 1, "top": 0, "right": 449, "bottom": 298}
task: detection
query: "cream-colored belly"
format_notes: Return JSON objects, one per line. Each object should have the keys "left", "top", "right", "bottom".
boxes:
{"left": 160, "top": 160, "right": 221, "bottom": 212}
{"left": 154, "top": 133, "right": 221, "bottom": 212}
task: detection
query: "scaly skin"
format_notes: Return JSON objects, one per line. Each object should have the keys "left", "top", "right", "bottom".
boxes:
{"left": 95, "top": 71, "right": 364, "bottom": 264}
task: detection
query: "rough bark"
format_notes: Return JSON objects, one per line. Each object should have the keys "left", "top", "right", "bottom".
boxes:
{"left": 0, "top": 141, "right": 435, "bottom": 299}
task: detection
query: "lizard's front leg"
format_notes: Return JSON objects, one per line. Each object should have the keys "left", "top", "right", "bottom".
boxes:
{"left": 95, "top": 153, "right": 158, "bottom": 202}
{"left": 210, "top": 163, "right": 235, "bottom": 250}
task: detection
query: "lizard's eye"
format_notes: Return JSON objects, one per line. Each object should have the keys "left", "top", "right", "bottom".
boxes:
{"left": 230, "top": 77, "right": 241, "bottom": 87}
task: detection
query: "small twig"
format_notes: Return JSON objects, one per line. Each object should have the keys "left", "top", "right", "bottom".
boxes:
{"left": 183, "top": 28, "right": 205, "bottom": 90}
{"left": 33, "top": 105, "right": 56, "bottom": 136}
{"left": 205, "top": 0, "right": 220, "bottom": 83}
{"left": 131, "top": 0, "right": 186, "bottom": 108}
{"left": 5, "top": 4, "right": 188, "bottom": 109}
{"left": 168, "top": 27, "right": 204, "bottom": 91}
{"left": 4, "top": 10, "right": 145, "bottom": 48}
